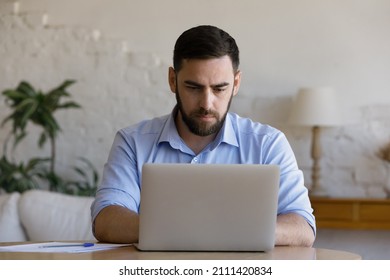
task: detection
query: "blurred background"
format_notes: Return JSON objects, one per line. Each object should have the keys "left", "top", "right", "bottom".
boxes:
{"left": 1, "top": 0, "right": 390, "bottom": 197}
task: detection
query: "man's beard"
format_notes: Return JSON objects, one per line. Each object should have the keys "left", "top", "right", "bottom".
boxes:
{"left": 175, "top": 87, "right": 233, "bottom": 137}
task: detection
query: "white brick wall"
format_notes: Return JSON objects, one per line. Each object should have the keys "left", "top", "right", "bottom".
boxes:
{"left": 1, "top": 2, "right": 389, "bottom": 198}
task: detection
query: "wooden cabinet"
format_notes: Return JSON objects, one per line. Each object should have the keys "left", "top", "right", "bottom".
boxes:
{"left": 310, "top": 197, "right": 390, "bottom": 229}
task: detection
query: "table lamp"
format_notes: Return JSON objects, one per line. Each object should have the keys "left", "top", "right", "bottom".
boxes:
{"left": 289, "top": 87, "right": 342, "bottom": 196}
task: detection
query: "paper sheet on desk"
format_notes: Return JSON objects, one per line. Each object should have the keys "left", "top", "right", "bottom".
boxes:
{"left": 0, "top": 242, "right": 132, "bottom": 253}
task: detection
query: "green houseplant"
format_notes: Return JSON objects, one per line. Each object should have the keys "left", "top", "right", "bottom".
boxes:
{"left": 0, "top": 80, "right": 98, "bottom": 196}
{"left": 0, "top": 156, "right": 48, "bottom": 193}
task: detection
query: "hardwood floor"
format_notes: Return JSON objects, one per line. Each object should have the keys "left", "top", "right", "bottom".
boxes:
{"left": 314, "top": 229, "right": 390, "bottom": 260}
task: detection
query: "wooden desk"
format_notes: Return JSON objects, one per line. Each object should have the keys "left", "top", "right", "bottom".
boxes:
{"left": 311, "top": 196, "right": 390, "bottom": 229}
{"left": 0, "top": 244, "right": 361, "bottom": 260}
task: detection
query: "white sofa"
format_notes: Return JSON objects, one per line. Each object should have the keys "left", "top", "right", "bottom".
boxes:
{"left": 0, "top": 190, "right": 95, "bottom": 242}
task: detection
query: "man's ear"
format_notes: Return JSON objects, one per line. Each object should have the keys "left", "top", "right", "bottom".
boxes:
{"left": 232, "top": 70, "right": 241, "bottom": 96}
{"left": 168, "top": 67, "right": 177, "bottom": 93}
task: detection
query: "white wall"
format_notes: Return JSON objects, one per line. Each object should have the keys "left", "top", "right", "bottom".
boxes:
{"left": 1, "top": 0, "right": 390, "bottom": 197}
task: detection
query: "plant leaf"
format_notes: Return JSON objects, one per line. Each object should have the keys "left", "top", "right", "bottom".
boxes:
{"left": 17, "top": 81, "right": 37, "bottom": 97}
{"left": 57, "top": 101, "right": 81, "bottom": 109}
{"left": 38, "top": 132, "right": 47, "bottom": 148}
{"left": 53, "top": 80, "right": 76, "bottom": 91}
{"left": 2, "top": 89, "right": 28, "bottom": 101}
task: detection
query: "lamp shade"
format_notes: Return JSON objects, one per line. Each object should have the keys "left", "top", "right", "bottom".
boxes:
{"left": 289, "top": 87, "right": 342, "bottom": 127}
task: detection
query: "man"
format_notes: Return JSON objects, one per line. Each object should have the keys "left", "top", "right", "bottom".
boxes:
{"left": 91, "top": 25, "right": 316, "bottom": 247}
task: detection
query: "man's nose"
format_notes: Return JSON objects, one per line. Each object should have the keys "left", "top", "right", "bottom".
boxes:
{"left": 199, "top": 89, "right": 213, "bottom": 109}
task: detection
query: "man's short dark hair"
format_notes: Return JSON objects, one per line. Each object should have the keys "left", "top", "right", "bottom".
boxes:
{"left": 173, "top": 25, "right": 240, "bottom": 72}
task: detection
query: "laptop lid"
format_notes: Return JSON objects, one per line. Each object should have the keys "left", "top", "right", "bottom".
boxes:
{"left": 137, "top": 163, "right": 280, "bottom": 252}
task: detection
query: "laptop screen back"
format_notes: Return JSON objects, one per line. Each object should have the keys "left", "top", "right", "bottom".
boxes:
{"left": 137, "top": 163, "right": 279, "bottom": 251}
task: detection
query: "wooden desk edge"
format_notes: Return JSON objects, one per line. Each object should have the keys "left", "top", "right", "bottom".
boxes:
{"left": 0, "top": 243, "right": 361, "bottom": 260}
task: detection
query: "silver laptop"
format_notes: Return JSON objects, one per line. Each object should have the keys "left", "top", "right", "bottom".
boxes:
{"left": 136, "top": 163, "right": 280, "bottom": 252}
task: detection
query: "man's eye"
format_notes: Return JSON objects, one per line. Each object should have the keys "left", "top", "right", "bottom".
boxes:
{"left": 186, "top": 86, "right": 200, "bottom": 91}
{"left": 214, "top": 88, "right": 227, "bottom": 93}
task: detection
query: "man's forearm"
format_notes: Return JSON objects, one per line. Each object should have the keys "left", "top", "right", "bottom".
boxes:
{"left": 275, "top": 213, "right": 315, "bottom": 247}
{"left": 93, "top": 205, "right": 139, "bottom": 244}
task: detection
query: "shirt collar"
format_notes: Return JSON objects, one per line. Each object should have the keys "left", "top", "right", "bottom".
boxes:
{"left": 211, "top": 113, "right": 239, "bottom": 149}
{"left": 158, "top": 107, "right": 182, "bottom": 149}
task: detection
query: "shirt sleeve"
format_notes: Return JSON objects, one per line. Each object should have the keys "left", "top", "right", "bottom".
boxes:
{"left": 90, "top": 130, "right": 141, "bottom": 223}
{"left": 263, "top": 130, "right": 316, "bottom": 235}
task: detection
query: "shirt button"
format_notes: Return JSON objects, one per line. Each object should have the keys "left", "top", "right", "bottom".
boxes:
{"left": 192, "top": 157, "right": 198, "bottom": 163}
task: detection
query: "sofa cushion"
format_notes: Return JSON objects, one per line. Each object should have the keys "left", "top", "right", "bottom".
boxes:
{"left": 0, "top": 192, "right": 27, "bottom": 241}
{"left": 19, "top": 190, "right": 96, "bottom": 241}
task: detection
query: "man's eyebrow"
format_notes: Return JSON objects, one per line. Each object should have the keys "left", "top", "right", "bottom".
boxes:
{"left": 184, "top": 80, "right": 203, "bottom": 87}
{"left": 213, "top": 82, "right": 230, "bottom": 88}
{"left": 184, "top": 80, "right": 230, "bottom": 88}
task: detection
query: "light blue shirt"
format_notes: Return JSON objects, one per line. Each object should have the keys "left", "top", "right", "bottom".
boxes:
{"left": 91, "top": 109, "right": 316, "bottom": 232}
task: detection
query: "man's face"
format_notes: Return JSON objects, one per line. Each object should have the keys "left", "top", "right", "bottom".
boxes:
{"left": 169, "top": 56, "right": 241, "bottom": 137}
